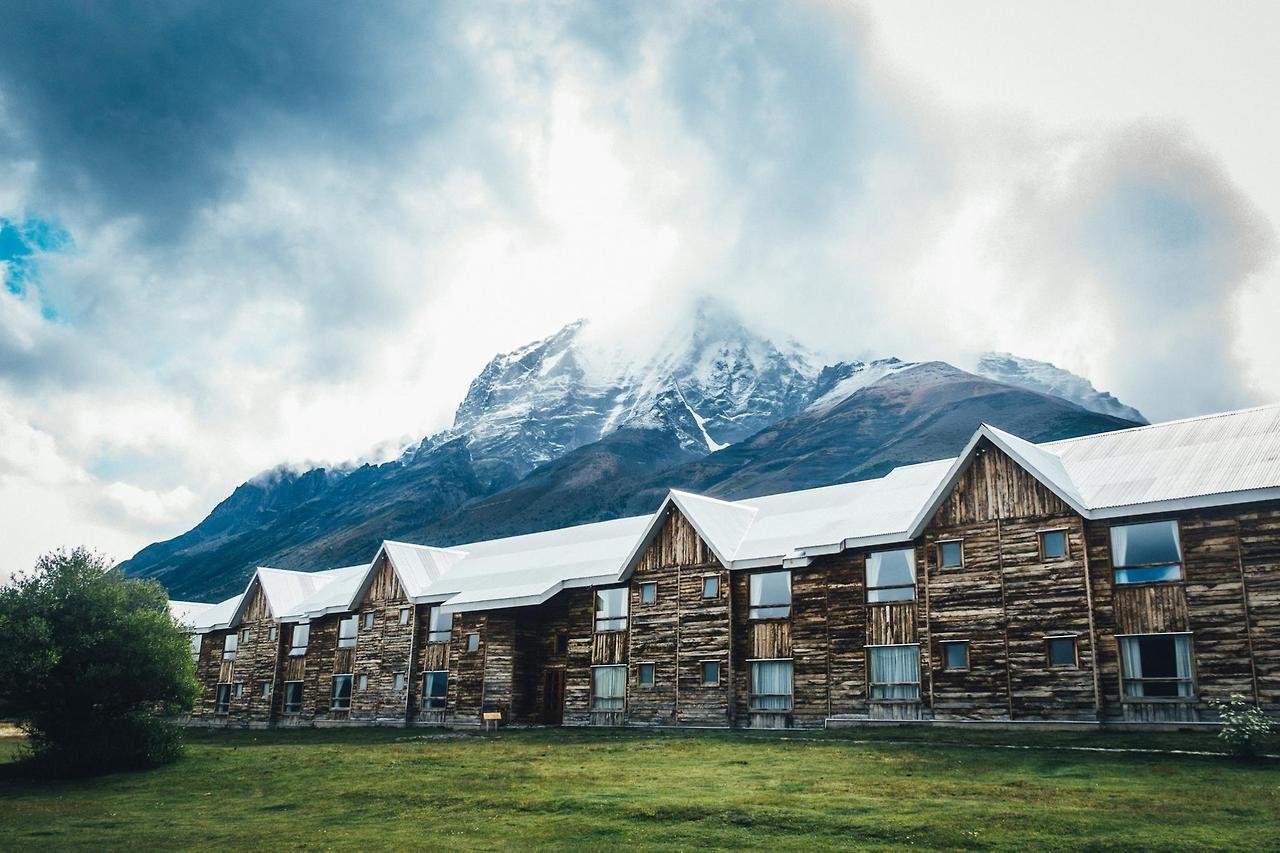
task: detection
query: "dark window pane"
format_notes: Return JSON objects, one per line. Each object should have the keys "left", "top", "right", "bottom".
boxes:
{"left": 702, "top": 661, "right": 719, "bottom": 685}
{"left": 1112, "top": 521, "right": 1181, "bottom": 567}
{"left": 943, "top": 642, "right": 968, "bottom": 670}
{"left": 1047, "top": 637, "right": 1076, "bottom": 667}
{"left": 1041, "top": 530, "right": 1067, "bottom": 559}
{"left": 638, "top": 663, "right": 655, "bottom": 686}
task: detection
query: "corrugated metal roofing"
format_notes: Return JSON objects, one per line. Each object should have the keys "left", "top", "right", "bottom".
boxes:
{"left": 279, "top": 564, "right": 371, "bottom": 621}
{"left": 169, "top": 599, "right": 215, "bottom": 627}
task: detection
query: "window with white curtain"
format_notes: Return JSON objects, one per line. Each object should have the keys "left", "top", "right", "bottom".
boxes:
{"left": 866, "top": 548, "right": 916, "bottom": 603}
{"left": 749, "top": 660, "right": 793, "bottom": 711}
{"left": 428, "top": 607, "right": 452, "bottom": 643}
{"left": 337, "top": 616, "right": 358, "bottom": 648}
{"left": 869, "top": 644, "right": 921, "bottom": 700}
{"left": 1111, "top": 520, "right": 1182, "bottom": 584}
{"left": 331, "top": 674, "right": 353, "bottom": 710}
{"left": 215, "top": 684, "right": 231, "bottom": 714}
{"left": 595, "top": 587, "right": 628, "bottom": 632}
{"left": 591, "top": 665, "right": 626, "bottom": 710}
{"left": 749, "top": 571, "right": 791, "bottom": 620}
{"left": 423, "top": 671, "right": 448, "bottom": 709}
{"left": 289, "top": 623, "right": 310, "bottom": 656}
{"left": 1119, "top": 634, "right": 1194, "bottom": 699}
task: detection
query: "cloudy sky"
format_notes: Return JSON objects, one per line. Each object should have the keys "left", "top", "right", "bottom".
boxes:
{"left": 1, "top": 1, "right": 1278, "bottom": 579}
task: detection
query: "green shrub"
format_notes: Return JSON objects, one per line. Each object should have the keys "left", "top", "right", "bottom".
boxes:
{"left": 1208, "top": 694, "right": 1277, "bottom": 759}
{"left": 0, "top": 548, "right": 198, "bottom": 776}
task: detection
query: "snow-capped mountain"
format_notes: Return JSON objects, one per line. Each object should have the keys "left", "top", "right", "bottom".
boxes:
{"left": 974, "top": 352, "right": 1148, "bottom": 424}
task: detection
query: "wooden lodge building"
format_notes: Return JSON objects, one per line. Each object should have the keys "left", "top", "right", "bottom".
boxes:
{"left": 182, "top": 406, "right": 1280, "bottom": 729}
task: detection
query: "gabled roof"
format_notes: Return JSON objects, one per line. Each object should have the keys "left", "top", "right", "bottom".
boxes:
{"left": 279, "top": 564, "right": 371, "bottom": 622}
{"left": 169, "top": 599, "right": 215, "bottom": 628}
{"left": 190, "top": 594, "right": 242, "bottom": 632}
{"left": 350, "top": 540, "right": 467, "bottom": 607}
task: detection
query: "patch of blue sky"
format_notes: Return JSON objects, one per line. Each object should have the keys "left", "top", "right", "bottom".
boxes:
{"left": 0, "top": 216, "right": 73, "bottom": 317}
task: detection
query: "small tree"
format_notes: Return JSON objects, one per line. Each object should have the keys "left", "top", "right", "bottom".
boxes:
{"left": 1209, "top": 694, "right": 1277, "bottom": 759}
{"left": 0, "top": 548, "right": 198, "bottom": 775}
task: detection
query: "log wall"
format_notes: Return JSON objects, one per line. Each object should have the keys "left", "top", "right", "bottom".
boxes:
{"left": 349, "top": 557, "right": 414, "bottom": 724}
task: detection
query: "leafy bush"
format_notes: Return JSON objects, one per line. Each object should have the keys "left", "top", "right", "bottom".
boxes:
{"left": 0, "top": 548, "right": 198, "bottom": 776}
{"left": 1208, "top": 694, "right": 1277, "bottom": 759}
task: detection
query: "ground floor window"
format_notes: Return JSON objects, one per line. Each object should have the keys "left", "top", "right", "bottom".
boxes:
{"left": 869, "top": 644, "right": 920, "bottom": 700}
{"left": 701, "top": 660, "right": 721, "bottom": 686}
{"left": 637, "top": 662, "right": 655, "bottom": 688}
{"left": 941, "top": 640, "right": 969, "bottom": 672}
{"left": 215, "top": 683, "right": 231, "bottom": 714}
{"left": 423, "top": 671, "right": 448, "bottom": 709}
{"left": 591, "top": 664, "right": 626, "bottom": 711}
{"left": 1120, "top": 634, "right": 1194, "bottom": 699}
{"left": 749, "top": 659, "right": 793, "bottom": 711}
{"left": 1046, "top": 636, "right": 1079, "bottom": 669}
{"left": 331, "top": 674, "right": 353, "bottom": 710}
{"left": 283, "top": 681, "right": 303, "bottom": 714}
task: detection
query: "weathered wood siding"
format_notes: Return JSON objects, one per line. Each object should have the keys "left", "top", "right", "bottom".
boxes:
{"left": 826, "top": 552, "right": 869, "bottom": 714}
{"left": 1240, "top": 506, "right": 1280, "bottom": 709}
{"left": 349, "top": 557, "right": 414, "bottom": 723}
{"left": 450, "top": 613, "right": 487, "bottom": 725}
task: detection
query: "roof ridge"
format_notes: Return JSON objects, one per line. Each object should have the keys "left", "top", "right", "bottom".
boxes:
{"left": 1043, "top": 402, "right": 1280, "bottom": 447}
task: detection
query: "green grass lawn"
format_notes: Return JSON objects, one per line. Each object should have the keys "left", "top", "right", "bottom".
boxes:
{"left": 1, "top": 726, "right": 1277, "bottom": 851}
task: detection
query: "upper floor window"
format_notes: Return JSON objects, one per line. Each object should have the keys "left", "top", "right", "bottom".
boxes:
{"left": 595, "top": 587, "right": 628, "bottom": 632}
{"left": 289, "top": 623, "right": 310, "bottom": 656}
{"left": 749, "top": 570, "right": 791, "bottom": 620}
{"left": 866, "top": 548, "right": 916, "bottom": 603}
{"left": 702, "top": 575, "right": 719, "bottom": 598}
{"left": 222, "top": 632, "right": 238, "bottom": 661}
{"left": 428, "top": 607, "right": 452, "bottom": 643}
{"left": 399, "top": 607, "right": 411, "bottom": 626}
{"left": 239, "top": 628, "right": 250, "bottom": 644}
{"left": 938, "top": 540, "right": 963, "bottom": 569}
{"left": 639, "top": 582, "right": 657, "bottom": 606}
{"left": 466, "top": 632, "right": 480, "bottom": 652}
{"left": 337, "top": 616, "right": 358, "bottom": 648}
{"left": 268, "top": 625, "right": 278, "bottom": 642}
{"left": 362, "top": 612, "right": 375, "bottom": 630}
{"left": 1111, "top": 520, "right": 1182, "bottom": 584}
{"left": 1040, "top": 529, "right": 1068, "bottom": 561}
{"left": 189, "top": 634, "right": 201, "bottom": 658}
{"left": 260, "top": 680, "right": 271, "bottom": 698}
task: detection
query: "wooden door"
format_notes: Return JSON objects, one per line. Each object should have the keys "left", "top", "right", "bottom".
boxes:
{"left": 542, "top": 668, "right": 565, "bottom": 725}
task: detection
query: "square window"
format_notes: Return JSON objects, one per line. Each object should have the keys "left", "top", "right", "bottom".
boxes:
{"left": 1040, "top": 530, "right": 1068, "bottom": 560}
{"left": 362, "top": 612, "right": 375, "bottom": 629}
{"left": 1112, "top": 521, "right": 1182, "bottom": 584}
{"left": 467, "top": 633, "right": 480, "bottom": 653}
{"left": 638, "top": 662, "right": 655, "bottom": 687}
{"left": 399, "top": 607, "right": 411, "bottom": 626}
{"left": 357, "top": 673, "right": 369, "bottom": 691}
{"left": 941, "top": 641, "right": 969, "bottom": 671}
{"left": 866, "top": 548, "right": 916, "bottom": 603}
{"left": 1047, "top": 636, "right": 1078, "bottom": 669}
{"left": 939, "top": 541, "right": 963, "bottom": 568}
{"left": 394, "top": 672, "right": 406, "bottom": 691}
{"left": 640, "top": 582, "right": 657, "bottom": 605}
{"left": 749, "top": 571, "right": 791, "bottom": 619}
{"left": 702, "top": 575, "right": 719, "bottom": 598}
{"left": 701, "top": 660, "right": 720, "bottom": 686}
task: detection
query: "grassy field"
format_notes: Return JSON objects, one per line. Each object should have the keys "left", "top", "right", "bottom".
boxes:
{"left": 1, "top": 726, "right": 1277, "bottom": 851}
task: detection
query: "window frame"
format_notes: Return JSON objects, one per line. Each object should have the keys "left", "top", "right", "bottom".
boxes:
{"left": 289, "top": 622, "right": 310, "bottom": 657}
{"left": 867, "top": 642, "right": 922, "bottom": 702}
{"left": 357, "top": 673, "right": 369, "bottom": 692}
{"left": 283, "top": 680, "right": 304, "bottom": 715}
{"left": 748, "top": 570, "right": 792, "bottom": 620}
{"left": 1038, "top": 528, "right": 1070, "bottom": 562}
{"left": 590, "top": 664, "right": 627, "bottom": 711}
{"left": 1110, "top": 519, "right": 1184, "bottom": 585}
{"left": 594, "top": 586, "right": 629, "bottom": 633}
{"left": 1117, "top": 631, "right": 1196, "bottom": 702}
{"left": 393, "top": 672, "right": 406, "bottom": 692}
{"left": 747, "top": 657, "right": 794, "bottom": 712}
{"left": 700, "top": 659, "right": 721, "bottom": 687}
{"left": 866, "top": 547, "right": 917, "bottom": 604}
{"left": 399, "top": 607, "right": 411, "bottom": 626}
{"left": 427, "top": 606, "right": 452, "bottom": 643}
{"left": 937, "top": 539, "right": 964, "bottom": 569}
{"left": 268, "top": 625, "right": 278, "bottom": 642}
{"left": 639, "top": 581, "right": 657, "bottom": 606}
{"left": 422, "top": 671, "right": 448, "bottom": 710}
{"left": 330, "top": 674, "right": 353, "bottom": 711}
{"left": 232, "top": 681, "right": 245, "bottom": 699}
{"left": 554, "top": 631, "right": 569, "bottom": 655}
{"left": 337, "top": 615, "right": 358, "bottom": 648}
{"left": 222, "top": 632, "right": 238, "bottom": 661}
{"left": 260, "top": 680, "right": 272, "bottom": 699}
{"left": 1045, "top": 635, "right": 1079, "bottom": 670}
{"left": 702, "top": 574, "right": 720, "bottom": 599}
{"left": 466, "top": 632, "right": 480, "bottom": 653}
{"left": 240, "top": 627, "right": 250, "bottom": 644}
{"left": 940, "top": 639, "right": 970, "bottom": 672}
{"left": 362, "top": 611, "right": 375, "bottom": 630}
{"left": 215, "top": 683, "right": 231, "bottom": 715}
{"left": 636, "top": 661, "right": 656, "bottom": 689}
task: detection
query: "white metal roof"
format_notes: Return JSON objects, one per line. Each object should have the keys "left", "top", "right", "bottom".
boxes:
{"left": 169, "top": 599, "right": 215, "bottom": 628}
{"left": 353, "top": 540, "right": 467, "bottom": 605}
{"left": 279, "top": 564, "right": 371, "bottom": 622}
{"left": 190, "top": 594, "right": 242, "bottom": 632}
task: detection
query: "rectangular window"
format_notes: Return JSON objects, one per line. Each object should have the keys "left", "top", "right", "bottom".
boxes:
{"left": 1120, "top": 634, "right": 1194, "bottom": 699}
{"left": 749, "top": 660, "right": 793, "bottom": 711}
{"left": 1040, "top": 529, "right": 1068, "bottom": 560}
{"left": 423, "top": 671, "right": 448, "bottom": 709}
{"left": 338, "top": 616, "right": 358, "bottom": 648}
{"left": 640, "top": 581, "right": 657, "bottom": 606}
{"left": 394, "top": 672, "right": 406, "bottom": 691}
{"left": 595, "top": 587, "right": 628, "bottom": 632}
{"left": 866, "top": 548, "right": 916, "bottom": 603}
{"left": 749, "top": 571, "right": 791, "bottom": 620}
{"left": 702, "top": 575, "right": 719, "bottom": 598}
{"left": 591, "top": 664, "right": 627, "bottom": 710}
{"left": 331, "top": 675, "right": 353, "bottom": 710}
{"left": 869, "top": 644, "right": 921, "bottom": 700}
{"left": 466, "top": 632, "right": 479, "bottom": 653}
{"left": 268, "top": 626, "right": 278, "bottom": 642}
{"left": 362, "top": 612, "right": 375, "bottom": 629}
{"left": 283, "top": 681, "right": 303, "bottom": 714}
{"left": 941, "top": 640, "right": 969, "bottom": 672}
{"left": 939, "top": 540, "right": 963, "bottom": 568}
{"left": 260, "top": 681, "right": 271, "bottom": 698}
{"left": 555, "top": 632, "right": 569, "bottom": 655}
{"left": 222, "top": 632, "right": 238, "bottom": 661}
{"left": 289, "top": 623, "right": 310, "bottom": 656}
{"left": 240, "top": 628, "right": 250, "bottom": 644}
{"left": 189, "top": 634, "right": 201, "bottom": 658}
{"left": 357, "top": 673, "right": 369, "bottom": 691}
{"left": 215, "top": 683, "right": 231, "bottom": 714}
{"left": 1112, "top": 520, "right": 1182, "bottom": 584}
{"left": 399, "top": 607, "right": 411, "bottom": 626}
{"left": 232, "top": 681, "right": 245, "bottom": 699}
{"left": 701, "top": 660, "right": 721, "bottom": 686}
{"left": 1046, "top": 636, "right": 1078, "bottom": 669}
{"left": 428, "top": 607, "right": 452, "bottom": 643}
{"left": 637, "top": 662, "right": 655, "bottom": 687}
